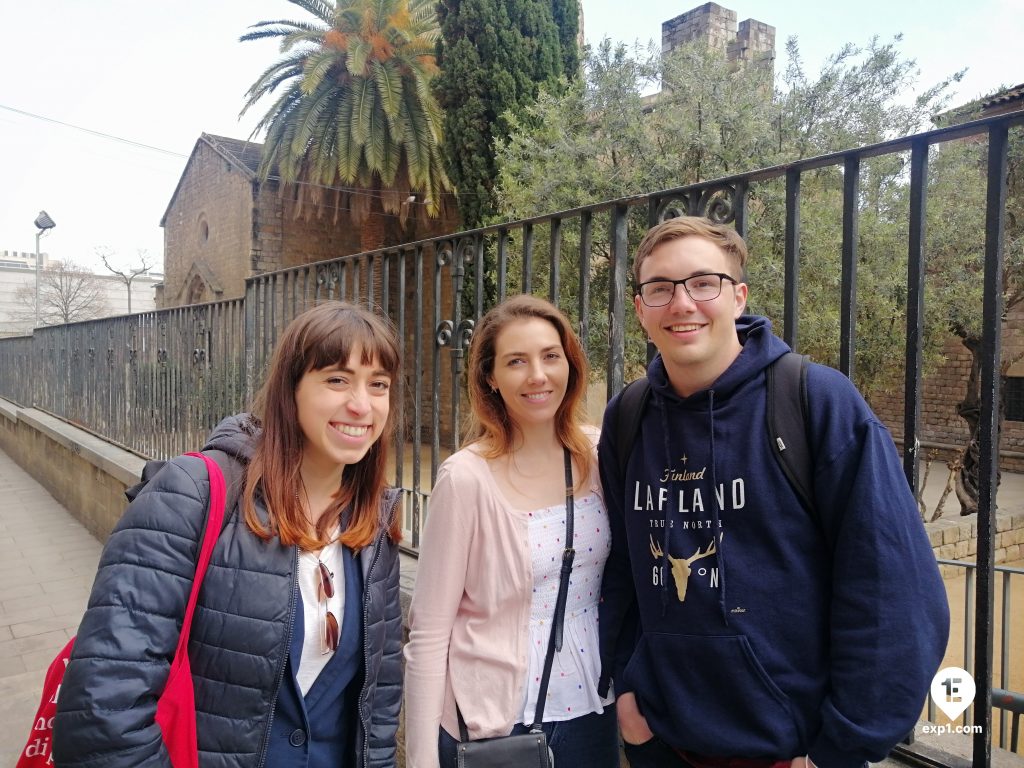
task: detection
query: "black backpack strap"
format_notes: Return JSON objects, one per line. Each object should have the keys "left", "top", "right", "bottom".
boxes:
{"left": 616, "top": 378, "right": 651, "bottom": 479}
{"left": 125, "top": 459, "right": 168, "bottom": 502}
{"left": 766, "top": 352, "right": 816, "bottom": 520}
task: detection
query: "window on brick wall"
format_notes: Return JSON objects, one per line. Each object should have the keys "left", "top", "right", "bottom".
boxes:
{"left": 1006, "top": 377, "right": 1024, "bottom": 421}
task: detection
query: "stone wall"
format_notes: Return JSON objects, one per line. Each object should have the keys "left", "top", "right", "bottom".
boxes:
{"left": 662, "top": 3, "right": 737, "bottom": 54}
{"left": 729, "top": 18, "right": 775, "bottom": 66}
{"left": 661, "top": 2, "right": 774, "bottom": 68}
{"left": 925, "top": 511, "right": 1024, "bottom": 579}
{"left": 0, "top": 399, "right": 144, "bottom": 542}
{"left": 249, "top": 188, "right": 365, "bottom": 274}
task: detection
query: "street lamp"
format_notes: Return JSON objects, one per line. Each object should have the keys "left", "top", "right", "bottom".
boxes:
{"left": 33, "top": 210, "right": 56, "bottom": 326}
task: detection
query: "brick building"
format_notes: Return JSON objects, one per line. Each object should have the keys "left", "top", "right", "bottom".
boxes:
{"left": 159, "top": 133, "right": 453, "bottom": 308}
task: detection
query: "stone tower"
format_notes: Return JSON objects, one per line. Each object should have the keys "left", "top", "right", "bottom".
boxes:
{"left": 661, "top": 3, "right": 775, "bottom": 71}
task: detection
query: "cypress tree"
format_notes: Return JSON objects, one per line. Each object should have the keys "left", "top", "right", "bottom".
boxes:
{"left": 551, "top": 0, "right": 580, "bottom": 78}
{"left": 434, "top": 0, "right": 579, "bottom": 227}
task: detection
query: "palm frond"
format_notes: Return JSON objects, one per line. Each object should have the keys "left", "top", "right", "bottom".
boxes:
{"left": 306, "top": 92, "right": 341, "bottom": 184}
{"left": 284, "top": 0, "right": 335, "bottom": 25}
{"left": 343, "top": 95, "right": 365, "bottom": 182}
{"left": 239, "top": 57, "right": 307, "bottom": 116}
{"left": 347, "top": 37, "right": 371, "bottom": 76}
{"left": 399, "top": 90, "right": 429, "bottom": 186}
{"left": 240, "top": 20, "right": 319, "bottom": 43}
{"left": 351, "top": 76, "right": 375, "bottom": 145}
{"left": 289, "top": 80, "right": 338, "bottom": 160}
{"left": 251, "top": 84, "right": 304, "bottom": 147}
{"left": 278, "top": 26, "right": 327, "bottom": 54}
{"left": 371, "top": 59, "right": 402, "bottom": 125}
{"left": 366, "top": 97, "right": 389, "bottom": 178}
{"left": 335, "top": 93, "right": 358, "bottom": 182}
{"left": 301, "top": 48, "right": 339, "bottom": 95}
{"left": 407, "top": 0, "right": 440, "bottom": 30}
{"left": 379, "top": 127, "right": 401, "bottom": 186}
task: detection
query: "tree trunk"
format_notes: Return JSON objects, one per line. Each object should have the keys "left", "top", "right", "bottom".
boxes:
{"left": 954, "top": 335, "right": 1001, "bottom": 515}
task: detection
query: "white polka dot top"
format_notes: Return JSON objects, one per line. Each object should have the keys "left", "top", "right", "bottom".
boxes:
{"left": 518, "top": 492, "right": 614, "bottom": 723}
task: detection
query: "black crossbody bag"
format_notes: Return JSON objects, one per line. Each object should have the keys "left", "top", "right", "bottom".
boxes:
{"left": 454, "top": 448, "right": 576, "bottom": 768}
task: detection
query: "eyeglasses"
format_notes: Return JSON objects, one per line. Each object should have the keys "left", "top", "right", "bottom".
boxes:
{"left": 317, "top": 560, "right": 340, "bottom": 654}
{"left": 637, "top": 273, "right": 738, "bottom": 307}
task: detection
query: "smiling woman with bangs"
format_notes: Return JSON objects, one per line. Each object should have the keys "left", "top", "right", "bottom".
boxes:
{"left": 55, "top": 301, "right": 405, "bottom": 768}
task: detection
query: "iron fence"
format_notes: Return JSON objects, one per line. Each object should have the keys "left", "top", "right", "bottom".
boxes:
{"left": 1, "top": 110, "right": 1022, "bottom": 767}
{"left": 919, "top": 561, "right": 1024, "bottom": 755}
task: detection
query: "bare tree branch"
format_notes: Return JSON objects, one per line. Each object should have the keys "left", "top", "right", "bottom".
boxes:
{"left": 14, "top": 261, "right": 109, "bottom": 325}
{"left": 97, "top": 247, "right": 154, "bottom": 314}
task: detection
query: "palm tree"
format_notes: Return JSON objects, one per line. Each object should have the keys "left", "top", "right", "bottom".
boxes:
{"left": 240, "top": 0, "right": 451, "bottom": 250}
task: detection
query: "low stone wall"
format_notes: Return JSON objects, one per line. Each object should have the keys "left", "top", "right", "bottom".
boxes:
{"left": 924, "top": 512, "right": 1024, "bottom": 579}
{"left": 0, "top": 397, "right": 145, "bottom": 542}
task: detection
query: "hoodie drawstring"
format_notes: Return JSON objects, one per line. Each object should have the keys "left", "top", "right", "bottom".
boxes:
{"left": 656, "top": 394, "right": 673, "bottom": 617}
{"left": 707, "top": 390, "right": 729, "bottom": 627}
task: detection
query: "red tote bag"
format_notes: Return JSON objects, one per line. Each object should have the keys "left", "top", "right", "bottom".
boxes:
{"left": 16, "top": 452, "right": 227, "bottom": 768}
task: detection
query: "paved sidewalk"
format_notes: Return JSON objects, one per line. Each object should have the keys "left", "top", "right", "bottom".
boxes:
{"left": 0, "top": 447, "right": 103, "bottom": 765}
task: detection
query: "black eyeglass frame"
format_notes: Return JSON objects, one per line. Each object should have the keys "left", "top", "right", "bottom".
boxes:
{"left": 635, "top": 272, "right": 739, "bottom": 307}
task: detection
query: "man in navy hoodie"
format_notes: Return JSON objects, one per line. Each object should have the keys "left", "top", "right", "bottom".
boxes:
{"left": 597, "top": 216, "right": 949, "bottom": 768}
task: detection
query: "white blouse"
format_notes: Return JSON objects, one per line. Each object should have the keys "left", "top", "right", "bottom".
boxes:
{"left": 518, "top": 492, "right": 614, "bottom": 724}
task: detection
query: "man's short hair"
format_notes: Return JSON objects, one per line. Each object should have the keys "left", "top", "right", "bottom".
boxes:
{"left": 633, "top": 216, "right": 748, "bottom": 286}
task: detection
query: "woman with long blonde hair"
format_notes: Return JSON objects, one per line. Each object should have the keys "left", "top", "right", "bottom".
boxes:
{"left": 404, "top": 295, "right": 619, "bottom": 767}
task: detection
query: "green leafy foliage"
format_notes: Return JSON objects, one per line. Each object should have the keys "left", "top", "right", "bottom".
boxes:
{"left": 433, "top": 0, "right": 580, "bottom": 228}
{"left": 240, "top": 0, "right": 451, "bottom": 230}
{"left": 494, "top": 36, "right": 972, "bottom": 397}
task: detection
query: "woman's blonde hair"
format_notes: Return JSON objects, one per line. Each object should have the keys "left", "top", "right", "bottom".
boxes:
{"left": 464, "top": 295, "right": 592, "bottom": 489}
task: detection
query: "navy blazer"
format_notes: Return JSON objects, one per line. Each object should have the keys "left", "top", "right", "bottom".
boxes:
{"left": 266, "top": 544, "right": 364, "bottom": 767}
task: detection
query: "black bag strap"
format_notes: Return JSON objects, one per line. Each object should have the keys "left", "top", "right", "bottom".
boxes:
{"left": 457, "top": 447, "right": 576, "bottom": 739}
{"left": 765, "top": 352, "right": 815, "bottom": 519}
{"left": 615, "top": 377, "right": 651, "bottom": 479}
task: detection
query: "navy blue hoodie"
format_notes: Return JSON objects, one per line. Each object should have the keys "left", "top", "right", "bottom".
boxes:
{"left": 597, "top": 316, "right": 948, "bottom": 768}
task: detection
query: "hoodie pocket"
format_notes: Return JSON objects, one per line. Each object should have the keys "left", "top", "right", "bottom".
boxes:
{"left": 623, "top": 633, "right": 802, "bottom": 757}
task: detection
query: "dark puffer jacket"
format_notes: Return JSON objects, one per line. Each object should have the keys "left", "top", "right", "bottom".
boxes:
{"left": 53, "top": 415, "right": 403, "bottom": 768}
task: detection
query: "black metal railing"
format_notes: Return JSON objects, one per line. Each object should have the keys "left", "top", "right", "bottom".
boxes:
{"left": 1, "top": 109, "right": 1022, "bottom": 768}
{"left": 924, "top": 561, "right": 1023, "bottom": 754}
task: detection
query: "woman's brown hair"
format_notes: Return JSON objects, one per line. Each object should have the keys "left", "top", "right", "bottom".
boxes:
{"left": 465, "top": 295, "right": 593, "bottom": 489}
{"left": 243, "top": 301, "right": 402, "bottom": 550}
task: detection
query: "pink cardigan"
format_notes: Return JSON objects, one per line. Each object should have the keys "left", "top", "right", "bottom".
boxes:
{"left": 403, "top": 437, "right": 602, "bottom": 768}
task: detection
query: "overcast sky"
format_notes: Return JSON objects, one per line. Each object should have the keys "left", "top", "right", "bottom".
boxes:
{"left": 0, "top": 0, "right": 1018, "bottom": 273}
